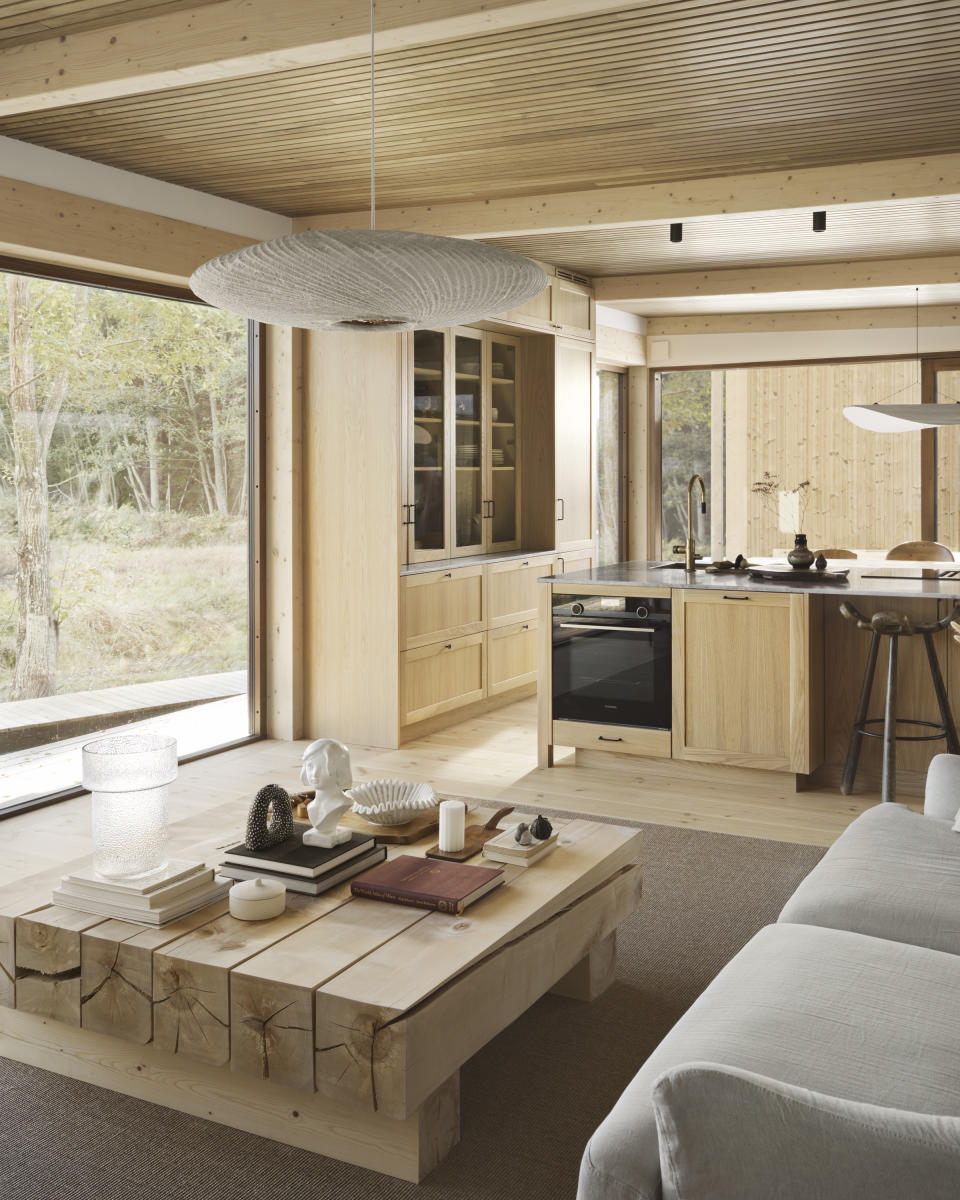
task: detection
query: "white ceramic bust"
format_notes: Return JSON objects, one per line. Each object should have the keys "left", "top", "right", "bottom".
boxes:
{"left": 300, "top": 738, "right": 353, "bottom": 848}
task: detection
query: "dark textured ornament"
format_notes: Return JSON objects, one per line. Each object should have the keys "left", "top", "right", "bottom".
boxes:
{"left": 530, "top": 814, "right": 553, "bottom": 840}
{"left": 245, "top": 784, "right": 295, "bottom": 851}
{"left": 814, "top": 553, "right": 827, "bottom": 571}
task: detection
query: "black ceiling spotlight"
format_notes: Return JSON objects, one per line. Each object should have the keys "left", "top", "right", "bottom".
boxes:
{"left": 670, "top": 222, "right": 683, "bottom": 243}
{"left": 812, "top": 210, "right": 827, "bottom": 232}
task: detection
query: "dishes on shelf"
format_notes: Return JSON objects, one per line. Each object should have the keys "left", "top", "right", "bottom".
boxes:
{"left": 456, "top": 443, "right": 480, "bottom": 467}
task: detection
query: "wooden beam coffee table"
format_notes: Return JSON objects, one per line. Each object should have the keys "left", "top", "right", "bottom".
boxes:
{"left": 0, "top": 805, "right": 641, "bottom": 1182}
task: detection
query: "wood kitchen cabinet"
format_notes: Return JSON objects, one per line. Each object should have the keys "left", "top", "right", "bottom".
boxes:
{"left": 486, "top": 554, "right": 554, "bottom": 627}
{"left": 498, "top": 273, "right": 596, "bottom": 341}
{"left": 672, "top": 589, "right": 823, "bottom": 773}
{"left": 555, "top": 337, "right": 596, "bottom": 552}
{"left": 488, "top": 620, "right": 538, "bottom": 695}
{"left": 400, "top": 566, "right": 485, "bottom": 650}
{"left": 404, "top": 327, "right": 522, "bottom": 563}
{"left": 400, "top": 633, "right": 486, "bottom": 726}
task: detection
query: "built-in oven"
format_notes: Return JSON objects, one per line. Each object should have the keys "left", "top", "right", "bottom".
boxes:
{"left": 551, "top": 593, "right": 672, "bottom": 729}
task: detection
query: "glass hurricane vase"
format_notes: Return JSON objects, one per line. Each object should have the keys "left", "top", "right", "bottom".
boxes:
{"left": 82, "top": 733, "right": 177, "bottom": 880}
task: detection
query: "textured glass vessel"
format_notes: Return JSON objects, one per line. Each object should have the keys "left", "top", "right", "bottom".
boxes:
{"left": 83, "top": 734, "right": 177, "bottom": 880}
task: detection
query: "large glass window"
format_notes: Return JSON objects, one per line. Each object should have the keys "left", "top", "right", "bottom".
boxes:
{"left": 596, "top": 369, "right": 626, "bottom": 565}
{"left": 1, "top": 270, "right": 253, "bottom": 814}
{"left": 659, "top": 370, "right": 714, "bottom": 554}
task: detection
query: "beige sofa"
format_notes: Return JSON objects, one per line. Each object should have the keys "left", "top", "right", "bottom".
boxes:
{"left": 577, "top": 755, "right": 960, "bottom": 1200}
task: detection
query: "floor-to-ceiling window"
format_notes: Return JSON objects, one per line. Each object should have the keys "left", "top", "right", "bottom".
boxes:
{"left": 596, "top": 368, "right": 627, "bottom": 565}
{"left": 0, "top": 269, "right": 255, "bottom": 813}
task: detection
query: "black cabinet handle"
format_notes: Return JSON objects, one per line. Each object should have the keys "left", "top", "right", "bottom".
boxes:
{"left": 444, "top": 572, "right": 453, "bottom": 578}
{"left": 557, "top": 497, "right": 565, "bottom": 521}
{"left": 444, "top": 643, "right": 452, "bottom": 650}
{"left": 722, "top": 594, "right": 750, "bottom": 600}
{"left": 598, "top": 735, "right": 624, "bottom": 743}
{"left": 490, "top": 498, "right": 496, "bottom": 518}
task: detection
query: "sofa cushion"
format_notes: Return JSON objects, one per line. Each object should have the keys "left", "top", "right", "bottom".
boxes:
{"left": 577, "top": 923, "right": 960, "bottom": 1200}
{"left": 779, "top": 803, "right": 960, "bottom": 954}
{"left": 653, "top": 1063, "right": 960, "bottom": 1200}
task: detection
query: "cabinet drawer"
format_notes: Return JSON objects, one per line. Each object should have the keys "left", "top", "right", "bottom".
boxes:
{"left": 552, "top": 720, "right": 671, "bottom": 758}
{"left": 486, "top": 555, "right": 554, "bottom": 627}
{"left": 488, "top": 620, "right": 538, "bottom": 695}
{"left": 400, "top": 633, "right": 486, "bottom": 725}
{"left": 401, "top": 565, "right": 485, "bottom": 649}
{"left": 554, "top": 551, "right": 594, "bottom": 577}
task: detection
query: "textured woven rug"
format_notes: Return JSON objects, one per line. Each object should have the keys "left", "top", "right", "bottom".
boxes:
{"left": 0, "top": 822, "right": 824, "bottom": 1200}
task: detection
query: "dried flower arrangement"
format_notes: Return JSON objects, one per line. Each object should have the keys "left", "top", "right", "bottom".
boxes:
{"left": 752, "top": 472, "right": 812, "bottom": 532}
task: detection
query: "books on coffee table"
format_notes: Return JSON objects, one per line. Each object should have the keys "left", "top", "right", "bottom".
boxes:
{"left": 222, "top": 824, "right": 375, "bottom": 877}
{"left": 482, "top": 825, "right": 558, "bottom": 868}
{"left": 220, "top": 844, "right": 386, "bottom": 895}
{"left": 53, "top": 860, "right": 231, "bottom": 925}
{"left": 350, "top": 854, "right": 504, "bottom": 914}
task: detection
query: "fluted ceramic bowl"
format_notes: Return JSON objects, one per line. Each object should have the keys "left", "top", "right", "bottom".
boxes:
{"left": 348, "top": 779, "right": 439, "bottom": 826}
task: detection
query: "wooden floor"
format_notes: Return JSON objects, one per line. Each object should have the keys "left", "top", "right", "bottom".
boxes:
{"left": 0, "top": 697, "right": 910, "bottom": 896}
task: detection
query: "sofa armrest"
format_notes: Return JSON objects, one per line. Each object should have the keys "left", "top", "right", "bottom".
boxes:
{"left": 652, "top": 1062, "right": 960, "bottom": 1200}
{"left": 925, "top": 754, "right": 960, "bottom": 822}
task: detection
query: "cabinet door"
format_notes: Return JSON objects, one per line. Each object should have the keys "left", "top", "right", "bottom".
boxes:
{"left": 400, "top": 565, "right": 485, "bottom": 650}
{"left": 400, "top": 633, "right": 486, "bottom": 725}
{"left": 452, "top": 329, "right": 485, "bottom": 556}
{"left": 408, "top": 328, "right": 449, "bottom": 561}
{"left": 672, "top": 591, "right": 817, "bottom": 772}
{"left": 551, "top": 277, "right": 595, "bottom": 340}
{"left": 555, "top": 338, "right": 595, "bottom": 551}
{"left": 486, "top": 555, "right": 554, "bottom": 627}
{"left": 496, "top": 284, "right": 554, "bottom": 332}
{"left": 488, "top": 621, "right": 538, "bottom": 695}
{"left": 486, "top": 333, "right": 522, "bottom": 550}
{"left": 554, "top": 551, "right": 593, "bottom": 577}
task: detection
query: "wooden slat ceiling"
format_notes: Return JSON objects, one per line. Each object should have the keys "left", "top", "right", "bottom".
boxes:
{"left": 2, "top": 0, "right": 960, "bottom": 218}
{"left": 0, "top": 1, "right": 214, "bottom": 48}
{"left": 486, "top": 195, "right": 960, "bottom": 277}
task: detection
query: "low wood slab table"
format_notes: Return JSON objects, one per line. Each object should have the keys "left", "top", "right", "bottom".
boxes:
{"left": 0, "top": 807, "right": 641, "bottom": 1182}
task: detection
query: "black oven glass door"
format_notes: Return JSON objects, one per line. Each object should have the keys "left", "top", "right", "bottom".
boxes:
{"left": 552, "top": 596, "right": 671, "bottom": 729}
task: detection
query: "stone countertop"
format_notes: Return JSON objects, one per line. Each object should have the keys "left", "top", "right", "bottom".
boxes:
{"left": 542, "top": 559, "right": 960, "bottom": 602}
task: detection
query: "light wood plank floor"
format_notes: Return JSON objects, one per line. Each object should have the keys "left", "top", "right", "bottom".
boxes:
{"left": 0, "top": 697, "right": 909, "bottom": 896}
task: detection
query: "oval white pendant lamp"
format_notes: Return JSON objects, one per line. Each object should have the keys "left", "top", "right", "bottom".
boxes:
{"left": 190, "top": 3, "right": 547, "bottom": 332}
{"left": 843, "top": 289, "right": 960, "bottom": 431}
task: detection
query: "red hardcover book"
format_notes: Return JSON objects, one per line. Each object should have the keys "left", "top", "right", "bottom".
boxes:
{"left": 349, "top": 854, "right": 504, "bottom": 914}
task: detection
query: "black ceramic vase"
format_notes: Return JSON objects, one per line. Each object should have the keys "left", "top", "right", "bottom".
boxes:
{"left": 788, "top": 533, "right": 816, "bottom": 570}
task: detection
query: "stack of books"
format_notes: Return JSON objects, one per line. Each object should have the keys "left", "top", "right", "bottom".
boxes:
{"left": 482, "top": 824, "right": 558, "bottom": 868}
{"left": 53, "top": 860, "right": 231, "bottom": 926}
{"left": 219, "top": 823, "right": 385, "bottom": 895}
{"left": 350, "top": 854, "right": 504, "bottom": 914}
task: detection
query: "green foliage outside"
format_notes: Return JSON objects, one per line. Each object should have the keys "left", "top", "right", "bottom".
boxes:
{"left": 660, "top": 371, "right": 713, "bottom": 552}
{"left": 0, "top": 274, "right": 249, "bottom": 703}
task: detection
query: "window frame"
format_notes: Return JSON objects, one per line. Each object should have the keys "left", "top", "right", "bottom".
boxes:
{"left": 0, "top": 259, "right": 264, "bottom": 820}
{"left": 595, "top": 363, "right": 629, "bottom": 565}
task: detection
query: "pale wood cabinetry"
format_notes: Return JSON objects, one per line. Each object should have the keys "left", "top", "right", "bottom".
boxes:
{"left": 555, "top": 337, "right": 596, "bottom": 552}
{"left": 400, "top": 633, "right": 486, "bottom": 726}
{"left": 498, "top": 274, "right": 596, "bottom": 341}
{"left": 399, "top": 555, "right": 556, "bottom": 731}
{"left": 672, "top": 590, "right": 823, "bottom": 773}
{"left": 400, "top": 566, "right": 484, "bottom": 650}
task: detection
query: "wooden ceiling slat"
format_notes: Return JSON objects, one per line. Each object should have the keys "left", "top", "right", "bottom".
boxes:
{"left": 2, "top": 0, "right": 958, "bottom": 217}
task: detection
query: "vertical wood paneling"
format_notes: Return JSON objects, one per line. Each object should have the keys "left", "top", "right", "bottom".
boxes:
{"left": 724, "top": 360, "right": 923, "bottom": 558}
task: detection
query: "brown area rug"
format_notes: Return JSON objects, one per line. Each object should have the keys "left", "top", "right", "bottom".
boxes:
{"left": 0, "top": 823, "right": 823, "bottom": 1200}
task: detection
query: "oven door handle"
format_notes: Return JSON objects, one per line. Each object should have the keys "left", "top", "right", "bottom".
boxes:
{"left": 558, "top": 623, "right": 657, "bottom": 633}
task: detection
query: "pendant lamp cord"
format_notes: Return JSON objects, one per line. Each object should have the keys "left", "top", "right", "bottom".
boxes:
{"left": 370, "top": 0, "right": 376, "bottom": 231}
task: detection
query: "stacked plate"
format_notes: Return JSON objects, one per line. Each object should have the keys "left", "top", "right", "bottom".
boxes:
{"left": 492, "top": 448, "right": 506, "bottom": 466}
{"left": 457, "top": 443, "right": 479, "bottom": 466}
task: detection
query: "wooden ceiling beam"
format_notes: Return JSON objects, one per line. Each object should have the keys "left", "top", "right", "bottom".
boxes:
{"left": 594, "top": 255, "right": 960, "bottom": 304}
{"left": 0, "top": 0, "right": 648, "bottom": 116}
{"left": 292, "top": 152, "right": 960, "bottom": 239}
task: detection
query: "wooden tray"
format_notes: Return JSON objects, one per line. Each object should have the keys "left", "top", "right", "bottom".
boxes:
{"left": 426, "top": 806, "right": 515, "bottom": 862}
{"left": 340, "top": 807, "right": 441, "bottom": 845}
{"left": 747, "top": 566, "right": 849, "bottom": 584}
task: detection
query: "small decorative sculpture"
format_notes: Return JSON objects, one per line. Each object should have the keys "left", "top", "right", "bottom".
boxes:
{"left": 814, "top": 552, "right": 827, "bottom": 571}
{"left": 515, "top": 822, "right": 534, "bottom": 846}
{"left": 300, "top": 738, "right": 353, "bottom": 848}
{"left": 245, "top": 784, "right": 294, "bottom": 851}
{"left": 530, "top": 814, "right": 553, "bottom": 841}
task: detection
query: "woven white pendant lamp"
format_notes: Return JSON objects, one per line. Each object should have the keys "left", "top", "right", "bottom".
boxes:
{"left": 190, "top": 4, "right": 547, "bottom": 331}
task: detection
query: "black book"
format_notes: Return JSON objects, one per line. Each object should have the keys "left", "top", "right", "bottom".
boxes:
{"left": 222, "top": 823, "right": 375, "bottom": 878}
{"left": 220, "top": 846, "right": 387, "bottom": 895}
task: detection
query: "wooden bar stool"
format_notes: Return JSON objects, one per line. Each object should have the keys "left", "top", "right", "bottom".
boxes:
{"left": 839, "top": 603, "right": 960, "bottom": 804}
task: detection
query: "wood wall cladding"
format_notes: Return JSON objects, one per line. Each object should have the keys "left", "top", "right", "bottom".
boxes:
{"left": 724, "top": 360, "right": 923, "bottom": 559}
{"left": 4, "top": 2, "right": 960, "bottom": 216}
{"left": 935, "top": 369, "right": 960, "bottom": 550}
{"left": 0, "top": 1, "right": 214, "bottom": 49}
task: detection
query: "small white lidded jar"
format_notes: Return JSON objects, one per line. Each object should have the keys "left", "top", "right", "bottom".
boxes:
{"left": 229, "top": 877, "right": 286, "bottom": 921}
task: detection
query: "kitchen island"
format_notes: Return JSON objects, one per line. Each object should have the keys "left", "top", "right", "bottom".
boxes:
{"left": 538, "top": 560, "right": 960, "bottom": 795}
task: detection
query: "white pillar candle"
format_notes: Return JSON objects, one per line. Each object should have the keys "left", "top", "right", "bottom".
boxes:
{"left": 438, "top": 799, "right": 466, "bottom": 852}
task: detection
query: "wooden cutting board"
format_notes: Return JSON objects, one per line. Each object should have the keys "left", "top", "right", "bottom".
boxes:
{"left": 339, "top": 807, "right": 441, "bottom": 845}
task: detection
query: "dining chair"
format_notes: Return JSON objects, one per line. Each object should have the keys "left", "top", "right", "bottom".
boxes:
{"left": 815, "top": 548, "right": 857, "bottom": 559}
{"left": 886, "top": 541, "right": 955, "bottom": 562}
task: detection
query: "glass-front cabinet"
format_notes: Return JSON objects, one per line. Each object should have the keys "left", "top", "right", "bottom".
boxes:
{"left": 405, "top": 327, "right": 521, "bottom": 562}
